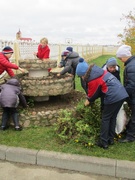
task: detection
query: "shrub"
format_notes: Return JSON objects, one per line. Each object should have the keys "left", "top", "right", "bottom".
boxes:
{"left": 55, "top": 100, "right": 101, "bottom": 148}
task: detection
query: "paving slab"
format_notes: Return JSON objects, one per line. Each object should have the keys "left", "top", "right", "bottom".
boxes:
{"left": 37, "top": 150, "right": 116, "bottom": 177}
{"left": 6, "top": 146, "right": 38, "bottom": 164}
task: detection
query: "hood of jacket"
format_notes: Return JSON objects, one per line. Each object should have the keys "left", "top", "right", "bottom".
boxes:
{"left": 85, "top": 65, "right": 104, "bottom": 82}
{"left": 6, "top": 78, "right": 20, "bottom": 87}
{"left": 67, "top": 52, "right": 79, "bottom": 59}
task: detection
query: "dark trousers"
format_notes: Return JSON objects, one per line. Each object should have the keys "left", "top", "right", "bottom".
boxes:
{"left": 100, "top": 100, "right": 124, "bottom": 145}
{"left": 1, "top": 107, "right": 19, "bottom": 127}
{"left": 126, "top": 104, "right": 135, "bottom": 139}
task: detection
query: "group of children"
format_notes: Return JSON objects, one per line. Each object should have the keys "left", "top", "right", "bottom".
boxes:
{"left": 0, "top": 40, "right": 134, "bottom": 150}
{"left": 0, "top": 37, "right": 50, "bottom": 131}
{"left": 57, "top": 44, "right": 135, "bottom": 149}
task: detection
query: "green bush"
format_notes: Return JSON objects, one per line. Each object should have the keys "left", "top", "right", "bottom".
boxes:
{"left": 55, "top": 100, "right": 101, "bottom": 148}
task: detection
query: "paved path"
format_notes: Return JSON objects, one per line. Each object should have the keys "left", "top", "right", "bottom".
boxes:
{"left": 0, "top": 160, "right": 125, "bottom": 180}
{"left": 0, "top": 145, "right": 134, "bottom": 179}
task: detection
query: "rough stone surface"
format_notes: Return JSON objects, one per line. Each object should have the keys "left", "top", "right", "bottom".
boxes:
{"left": 19, "top": 59, "right": 57, "bottom": 70}
{"left": 20, "top": 72, "right": 74, "bottom": 96}
{"left": 0, "top": 90, "right": 85, "bottom": 128}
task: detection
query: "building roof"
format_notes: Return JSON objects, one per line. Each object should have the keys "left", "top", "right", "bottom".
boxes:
{"left": 20, "top": 37, "right": 32, "bottom": 41}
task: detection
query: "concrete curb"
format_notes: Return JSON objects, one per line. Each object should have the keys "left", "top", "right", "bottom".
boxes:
{"left": 0, "top": 145, "right": 135, "bottom": 179}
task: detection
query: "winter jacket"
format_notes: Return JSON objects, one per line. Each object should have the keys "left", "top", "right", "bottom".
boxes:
{"left": 0, "top": 78, "right": 27, "bottom": 108}
{"left": 0, "top": 52, "right": 19, "bottom": 77}
{"left": 37, "top": 44, "right": 50, "bottom": 59}
{"left": 85, "top": 65, "right": 128, "bottom": 104}
{"left": 60, "top": 52, "right": 80, "bottom": 75}
{"left": 102, "top": 64, "right": 121, "bottom": 81}
{"left": 124, "top": 56, "right": 135, "bottom": 104}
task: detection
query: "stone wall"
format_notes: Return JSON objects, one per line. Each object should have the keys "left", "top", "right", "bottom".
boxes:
{"left": 20, "top": 74, "right": 74, "bottom": 97}
{"left": 0, "top": 104, "right": 75, "bottom": 128}
{"left": 19, "top": 59, "right": 74, "bottom": 97}
{"left": 0, "top": 107, "right": 60, "bottom": 128}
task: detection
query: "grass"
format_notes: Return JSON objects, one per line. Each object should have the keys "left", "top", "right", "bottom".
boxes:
{"left": 1, "top": 126, "right": 135, "bottom": 161}
{"left": 0, "top": 55, "right": 134, "bottom": 161}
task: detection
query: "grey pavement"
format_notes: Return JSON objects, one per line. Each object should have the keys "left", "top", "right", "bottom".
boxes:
{"left": 0, "top": 160, "right": 123, "bottom": 180}
{"left": 0, "top": 145, "right": 134, "bottom": 180}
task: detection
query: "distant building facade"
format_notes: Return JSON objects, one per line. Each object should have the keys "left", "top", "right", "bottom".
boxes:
{"left": 16, "top": 29, "right": 32, "bottom": 41}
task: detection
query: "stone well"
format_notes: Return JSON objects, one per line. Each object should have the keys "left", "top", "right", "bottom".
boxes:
{"left": 19, "top": 59, "right": 74, "bottom": 101}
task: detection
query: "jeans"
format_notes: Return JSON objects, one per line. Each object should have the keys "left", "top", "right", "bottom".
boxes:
{"left": 126, "top": 104, "right": 135, "bottom": 139}
{"left": 1, "top": 107, "right": 19, "bottom": 127}
{"left": 100, "top": 100, "right": 124, "bottom": 145}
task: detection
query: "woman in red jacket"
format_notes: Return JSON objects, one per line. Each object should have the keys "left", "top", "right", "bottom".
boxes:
{"left": 0, "top": 46, "right": 24, "bottom": 77}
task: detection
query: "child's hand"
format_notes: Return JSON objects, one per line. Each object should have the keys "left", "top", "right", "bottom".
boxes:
{"left": 58, "top": 65, "right": 61, "bottom": 68}
{"left": 19, "top": 67, "right": 25, "bottom": 73}
{"left": 68, "top": 73, "right": 73, "bottom": 77}
{"left": 57, "top": 73, "right": 61, "bottom": 77}
{"left": 33, "top": 52, "right": 37, "bottom": 56}
{"left": 84, "top": 99, "right": 90, "bottom": 106}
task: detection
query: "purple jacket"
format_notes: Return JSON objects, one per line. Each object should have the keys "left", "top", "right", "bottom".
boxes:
{"left": 0, "top": 78, "right": 27, "bottom": 108}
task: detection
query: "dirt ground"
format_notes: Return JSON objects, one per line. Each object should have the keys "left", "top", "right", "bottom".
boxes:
{"left": 27, "top": 90, "right": 86, "bottom": 112}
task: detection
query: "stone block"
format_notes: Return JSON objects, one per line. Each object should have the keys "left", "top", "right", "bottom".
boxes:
{"left": 6, "top": 146, "right": 38, "bottom": 165}
{"left": 0, "top": 145, "right": 8, "bottom": 160}
{"left": 37, "top": 150, "right": 116, "bottom": 177}
{"left": 116, "top": 159, "right": 135, "bottom": 179}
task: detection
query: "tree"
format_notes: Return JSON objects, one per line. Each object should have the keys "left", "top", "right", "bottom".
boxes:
{"left": 118, "top": 9, "right": 135, "bottom": 54}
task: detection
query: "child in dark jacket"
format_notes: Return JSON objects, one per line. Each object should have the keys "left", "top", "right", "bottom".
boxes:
{"left": 102, "top": 57, "right": 121, "bottom": 81}
{"left": 76, "top": 59, "right": 129, "bottom": 149}
{"left": 101, "top": 57, "right": 121, "bottom": 113}
{"left": 0, "top": 78, "right": 27, "bottom": 131}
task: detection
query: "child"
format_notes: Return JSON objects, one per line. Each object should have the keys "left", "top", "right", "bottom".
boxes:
{"left": 0, "top": 46, "right": 25, "bottom": 77}
{"left": 34, "top": 37, "right": 51, "bottom": 72}
{"left": 57, "top": 50, "right": 80, "bottom": 89}
{"left": 101, "top": 57, "right": 121, "bottom": 113}
{"left": 34, "top": 37, "right": 50, "bottom": 59}
{"left": 58, "top": 46, "right": 74, "bottom": 69}
{"left": 76, "top": 59, "right": 128, "bottom": 149}
{"left": 58, "top": 50, "right": 71, "bottom": 71}
{"left": 102, "top": 57, "right": 121, "bottom": 81}
{"left": 0, "top": 78, "right": 27, "bottom": 131}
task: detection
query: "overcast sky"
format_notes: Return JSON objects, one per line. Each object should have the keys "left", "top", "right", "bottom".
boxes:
{"left": 0, "top": 0, "right": 134, "bottom": 45}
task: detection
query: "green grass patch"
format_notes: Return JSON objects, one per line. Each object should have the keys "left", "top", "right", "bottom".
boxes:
{"left": 0, "top": 126, "right": 135, "bottom": 161}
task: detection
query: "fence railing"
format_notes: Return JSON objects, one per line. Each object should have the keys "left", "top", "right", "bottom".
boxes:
{"left": 0, "top": 40, "right": 119, "bottom": 66}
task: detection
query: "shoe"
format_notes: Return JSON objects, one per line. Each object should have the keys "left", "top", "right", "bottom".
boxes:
{"left": 108, "top": 140, "right": 114, "bottom": 145}
{"left": 96, "top": 141, "right": 108, "bottom": 149}
{"left": 0, "top": 126, "right": 8, "bottom": 131}
{"left": 15, "top": 127, "right": 22, "bottom": 131}
{"left": 118, "top": 138, "right": 135, "bottom": 143}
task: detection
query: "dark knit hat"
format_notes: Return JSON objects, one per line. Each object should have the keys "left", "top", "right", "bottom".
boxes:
{"left": 61, "top": 50, "right": 70, "bottom": 56}
{"left": 106, "top": 57, "right": 117, "bottom": 67}
{"left": 76, "top": 58, "right": 89, "bottom": 76}
{"left": 2, "top": 46, "right": 14, "bottom": 54}
{"left": 66, "top": 46, "right": 73, "bottom": 52}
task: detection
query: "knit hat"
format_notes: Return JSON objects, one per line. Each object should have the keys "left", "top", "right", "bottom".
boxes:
{"left": 76, "top": 58, "right": 89, "bottom": 76}
{"left": 116, "top": 45, "right": 131, "bottom": 58}
{"left": 106, "top": 57, "right": 117, "bottom": 67}
{"left": 61, "top": 50, "right": 70, "bottom": 56}
{"left": 66, "top": 46, "right": 73, "bottom": 52}
{"left": 2, "top": 46, "right": 14, "bottom": 54}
